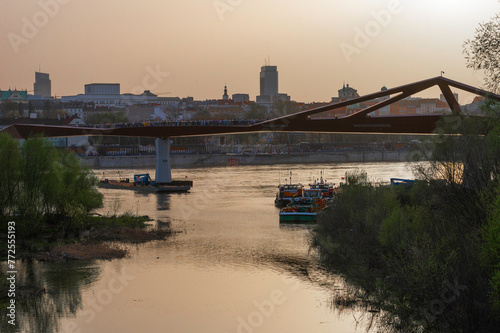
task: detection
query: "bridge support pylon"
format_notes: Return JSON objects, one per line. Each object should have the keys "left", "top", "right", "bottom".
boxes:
{"left": 155, "top": 137, "right": 172, "bottom": 184}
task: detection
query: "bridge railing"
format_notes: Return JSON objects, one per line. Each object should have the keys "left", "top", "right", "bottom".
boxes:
{"left": 77, "top": 119, "right": 267, "bottom": 129}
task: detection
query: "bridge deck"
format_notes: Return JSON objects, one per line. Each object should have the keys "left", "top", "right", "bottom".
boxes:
{"left": 1, "top": 76, "right": 498, "bottom": 139}
{"left": 1, "top": 114, "right": 446, "bottom": 139}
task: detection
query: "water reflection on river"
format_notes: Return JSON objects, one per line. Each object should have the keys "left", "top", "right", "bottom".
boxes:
{"left": 9, "top": 162, "right": 414, "bottom": 333}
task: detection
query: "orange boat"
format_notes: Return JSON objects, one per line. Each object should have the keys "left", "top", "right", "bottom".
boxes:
{"left": 275, "top": 172, "right": 303, "bottom": 207}
{"left": 308, "top": 171, "right": 339, "bottom": 199}
{"left": 279, "top": 189, "right": 327, "bottom": 223}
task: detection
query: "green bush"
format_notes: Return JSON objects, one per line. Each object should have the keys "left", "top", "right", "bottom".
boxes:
{"left": 313, "top": 109, "right": 500, "bottom": 332}
{"left": 0, "top": 134, "right": 103, "bottom": 238}
{"left": 313, "top": 179, "right": 493, "bottom": 332}
{"left": 482, "top": 183, "right": 500, "bottom": 319}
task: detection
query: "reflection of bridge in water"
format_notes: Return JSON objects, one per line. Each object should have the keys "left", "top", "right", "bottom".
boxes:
{"left": 2, "top": 77, "right": 499, "bottom": 184}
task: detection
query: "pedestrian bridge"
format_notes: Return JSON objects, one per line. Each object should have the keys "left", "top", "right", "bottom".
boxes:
{"left": 2, "top": 76, "right": 499, "bottom": 184}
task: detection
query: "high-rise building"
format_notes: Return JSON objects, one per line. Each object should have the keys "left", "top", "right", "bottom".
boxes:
{"left": 256, "top": 65, "right": 290, "bottom": 105}
{"left": 259, "top": 65, "right": 278, "bottom": 96}
{"left": 34, "top": 72, "right": 51, "bottom": 98}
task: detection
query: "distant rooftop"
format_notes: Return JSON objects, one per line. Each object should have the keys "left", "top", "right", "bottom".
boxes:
{"left": 84, "top": 83, "right": 120, "bottom": 95}
{"left": 1, "top": 89, "right": 28, "bottom": 100}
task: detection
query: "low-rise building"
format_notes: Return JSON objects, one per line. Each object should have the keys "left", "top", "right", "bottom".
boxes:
{"left": 1, "top": 89, "right": 28, "bottom": 102}
{"left": 62, "top": 83, "right": 164, "bottom": 107}
{"left": 232, "top": 93, "right": 250, "bottom": 104}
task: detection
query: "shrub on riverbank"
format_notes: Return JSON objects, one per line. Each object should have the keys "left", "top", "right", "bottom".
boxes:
{"left": 85, "top": 213, "right": 174, "bottom": 243}
{"left": 0, "top": 213, "right": 173, "bottom": 261}
{"left": 0, "top": 134, "right": 103, "bottom": 239}
{"left": 313, "top": 178, "right": 497, "bottom": 332}
{"left": 0, "top": 135, "right": 174, "bottom": 260}
{"left": 312, "top": 100, "right": 500, "bottom": 332}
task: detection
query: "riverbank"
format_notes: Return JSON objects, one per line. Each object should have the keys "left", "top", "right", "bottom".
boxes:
{"left": 0, "top": 214, "right": 173, "bottom": 263}
{"left": 80, "top": 150, "right": 410, "bottom": 168}
{"left": 312, "top": 174, "right": 500, "bottom": 332}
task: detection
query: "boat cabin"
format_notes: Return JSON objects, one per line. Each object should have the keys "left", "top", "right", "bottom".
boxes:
{"left": 301, "top": 189, "right": 323, "bottom": 199}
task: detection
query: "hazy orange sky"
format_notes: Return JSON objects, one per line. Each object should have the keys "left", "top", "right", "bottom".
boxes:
{"left": 1, "top": 0, "right": 499, "bottom": 104}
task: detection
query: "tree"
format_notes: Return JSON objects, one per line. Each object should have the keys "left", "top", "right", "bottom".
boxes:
{"left": 464, "top": 13, "right": 500, "bottom": 93}
{"left": 0, "top": 134, "right": 103, "bottom": 237}
{"left": 246, "top": 103, "right": 266, "bottom": 119}
{"left": 272, "top": 101, "right": 298, "bottom": 117}
{"left": 43, "top": 100, "right": 51, "bottom": 118}
{"left": 87, "top": 112, "right": 129, "bottom": 124}
{"left": 52, "top": 109, "right": 69, "bottom": 119}
{"left": 19, "top": 136, "right": 60, "bottom": 228}
{"left": 313, "top": 102, "right": 500, "bottom": 332}
{"left": 17, "top": 102, "right": 24, "bottom": 117}
{"left": 2, "top": 101, "right": 19, "bottom": 117}
{"left": 5, "top": 110, "right": 21, "bottom": 118}
{"left": 0, "top": 133, "right": 21, "bottom": 217}
{"left": 4, "top": 101, "right": 18, "bottom": 112}
{"left": 28, "top": 101, "right": 34, "bottom": 115}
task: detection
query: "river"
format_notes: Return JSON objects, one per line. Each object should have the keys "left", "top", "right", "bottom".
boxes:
{"left": 4, "top": 162, "right": 414, "bottom": 333}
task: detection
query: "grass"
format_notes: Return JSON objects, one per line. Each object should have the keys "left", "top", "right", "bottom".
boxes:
{"left": 86, "top": 213, "right": 153, "bottom": 230}
{"left": 32, "top": 243, "right": 128, "bottom": 261}
{"left": 0, "top": 213, "right": 175, "bottom": 262}
{"left": 85, "top": 213, "right": 174, "bottom": 244}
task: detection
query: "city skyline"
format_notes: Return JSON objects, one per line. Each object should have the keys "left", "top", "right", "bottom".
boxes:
{"left": 1, "top": 0, "right": 499, "bottom": 104}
